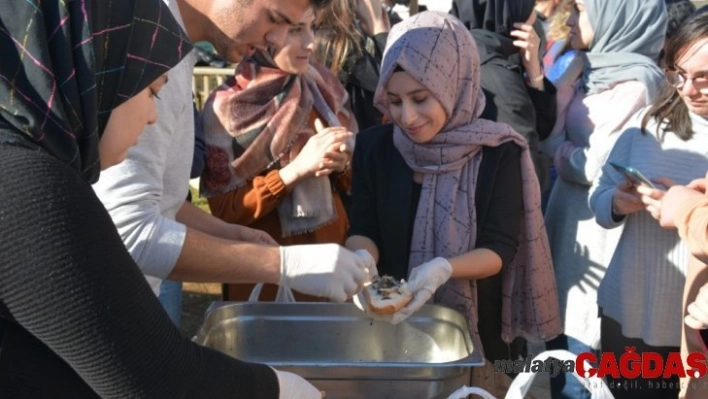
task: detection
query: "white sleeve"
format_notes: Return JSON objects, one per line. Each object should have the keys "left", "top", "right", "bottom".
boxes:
{"left": 93, "top": 61, "right": 194, "bottom": 279}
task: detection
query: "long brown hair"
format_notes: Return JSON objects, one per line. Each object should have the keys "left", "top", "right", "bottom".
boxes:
{"left": 312, "top": 0, "right": 363, "bottom": 79}
{"left": 641, "top": 13, "right": 708, "bottom": 141}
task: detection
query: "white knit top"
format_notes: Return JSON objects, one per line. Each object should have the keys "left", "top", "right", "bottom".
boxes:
{"left": 544, "top": 81, "right": 648, "bottom": 348}
{"left": 589, "top": 109, "right": 708, "bottom": 347}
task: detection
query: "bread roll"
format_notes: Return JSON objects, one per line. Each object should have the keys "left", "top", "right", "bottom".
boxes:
{"left": 363, "top": 275, "right": 413, "bottom": 315}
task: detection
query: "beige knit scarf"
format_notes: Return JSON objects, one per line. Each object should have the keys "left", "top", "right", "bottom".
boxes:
{"left": 201, "top": 51, "right": 355, "bottom": 236}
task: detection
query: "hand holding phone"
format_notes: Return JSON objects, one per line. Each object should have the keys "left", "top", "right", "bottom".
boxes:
{"left": 609, "top": 162, "right": 656, "bottom": 189}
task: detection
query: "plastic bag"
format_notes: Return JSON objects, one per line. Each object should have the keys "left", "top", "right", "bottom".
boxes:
{"left": 505, "top": 350, "right": 613, "bottom": 399}
{"left": 248, "top": 283, "right": 296, "bottom": 303}
{"left": 446, "top": 386, "right": 497, "bottom": 399}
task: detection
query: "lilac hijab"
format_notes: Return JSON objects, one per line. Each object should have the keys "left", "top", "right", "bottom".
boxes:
{"left": 374, "top": 11, "right": 562, "bottom": 343}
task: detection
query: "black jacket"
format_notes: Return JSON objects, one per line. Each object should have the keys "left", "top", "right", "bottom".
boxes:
{"left": 472, "top": 30, "right": 557, "bottom": 190}
{"left": 342, "top": 33, "right": 388, "bottom": 130}
{"left": 349, "top": 124, "right": 527, "bottom": 362}
{"left": 0, "top": 145, "right": 278, "bottom": 398}
{"left": 349, "top": 123, "right": 523, "bottom": 278}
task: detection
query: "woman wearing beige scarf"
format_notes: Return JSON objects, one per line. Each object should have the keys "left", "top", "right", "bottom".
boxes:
{"left": 346, "top": 11, "right": 561, "bottom": 373}
{"left": 202, "top": 7, "right": 360, "bottom": 301}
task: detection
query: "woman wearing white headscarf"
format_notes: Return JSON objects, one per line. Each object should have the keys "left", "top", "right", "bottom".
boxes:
{"left": 542, "top": 0, "right": 666, "bottom": 397}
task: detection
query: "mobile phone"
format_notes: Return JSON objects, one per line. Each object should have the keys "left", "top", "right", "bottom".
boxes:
{"left": 608, "top": 162, "right": 656, "bottom": 188}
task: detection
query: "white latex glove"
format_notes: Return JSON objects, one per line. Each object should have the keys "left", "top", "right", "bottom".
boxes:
{"left": 351, "top": 249, "right": 391, "bottom": 320}
{"left": 272, "top": 368, "right": 322, "bottom": 399}
{"left": 280, "top": 244, "right": 368, "bottom": 303}
{"left": 353, "top": 249, "right": 378, "bottom": 281}
{"left": 389, "top": 257, "right": 452, "bottom": 324}
{"left": 352, "top": 249, "right": 391, "bottom": 321}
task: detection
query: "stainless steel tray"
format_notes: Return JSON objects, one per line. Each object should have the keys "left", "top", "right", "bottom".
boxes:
{"left": 193, "top": 302, "right": 484, "bottom": 398}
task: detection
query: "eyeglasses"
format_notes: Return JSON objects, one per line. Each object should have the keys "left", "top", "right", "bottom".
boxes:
{"left": 665, "top": 70, "right": 708, "bottom": 91}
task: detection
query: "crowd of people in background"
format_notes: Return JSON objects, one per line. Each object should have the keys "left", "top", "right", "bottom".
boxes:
{"left": 2, "top": 0, "right": 708, "bottom": 398}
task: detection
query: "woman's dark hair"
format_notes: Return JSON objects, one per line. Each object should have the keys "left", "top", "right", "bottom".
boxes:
{"left": 641, "top": 13, "right": 708, "bottom": 141}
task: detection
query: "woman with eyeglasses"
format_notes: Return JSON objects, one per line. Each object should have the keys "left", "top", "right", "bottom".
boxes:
{"left": 633, "top": 17, "right": 708, "bottom": 399}
{"left": 588, "top": 12, "right": 708, "bottom": 399}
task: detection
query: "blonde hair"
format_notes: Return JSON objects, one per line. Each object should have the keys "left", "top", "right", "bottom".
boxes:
{"left": 313, "top": 0, "right": 363, "bottom": 78}
{"left": 547, "top": 0, "right": 573, "bottom": 42}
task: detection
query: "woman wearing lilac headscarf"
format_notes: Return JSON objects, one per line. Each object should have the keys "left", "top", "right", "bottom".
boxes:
{"left": 346, "top": 11, "right": 561, "bottom": 396}
{"left": 541, "top": 0, "right": 667, "bottom": 397}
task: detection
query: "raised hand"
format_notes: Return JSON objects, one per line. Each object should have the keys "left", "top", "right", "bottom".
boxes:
{"left": 354, "top": 0, "right": 390, "bottom": 36}
{"left": 511, "top": 20, "right": 543, "bottom": 89}
{"left": 313, "top": 118, "right": 353, "bottom": 177}
{"left": 279, "top": 120, "right": 353, "bottom": 186}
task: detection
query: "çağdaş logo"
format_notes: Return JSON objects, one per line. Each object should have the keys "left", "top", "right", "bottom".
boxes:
{"left": 494, "top": 347, "right": 708, "bottom": 380}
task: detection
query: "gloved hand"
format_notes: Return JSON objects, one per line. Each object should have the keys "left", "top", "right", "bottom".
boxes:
{"left": 280, "top": 244, "right": 368, "bottom": 303}
{"left": 351, "top": 249, "right": 390, "bottom": 320}
{"left": 389, "top": 257, "right": 452, "bottom": 324}
{"left": 353, "top": 249, "right": 378, "bottom": 281}
{"left": 272, "top": 368, "right": 322, "bottom": 399}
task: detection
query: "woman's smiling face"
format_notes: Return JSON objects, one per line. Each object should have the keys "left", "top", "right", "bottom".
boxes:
{"left": 385, "top": 70, "right": 448, "bottom": 144}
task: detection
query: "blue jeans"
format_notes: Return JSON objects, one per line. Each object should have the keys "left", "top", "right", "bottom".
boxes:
{"left": 157, "top": 279, "right": 183, "bottom": 328}
{"left": 546, "top": 333, "right": 597, "bottom": 399}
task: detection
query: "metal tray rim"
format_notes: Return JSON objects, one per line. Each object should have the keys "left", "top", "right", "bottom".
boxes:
{"left": 192, "top": 302, "right": 484, "bottom": 368}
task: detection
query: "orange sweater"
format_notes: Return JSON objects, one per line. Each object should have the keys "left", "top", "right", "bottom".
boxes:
{"left": 207, "top": 111, "right": 351, "bottom": 301}
{"left": 207, "top": 169, "right": 350, "bottom": 246}
{"left": 676, "top": 196, "right": 708, "bottom": 399}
